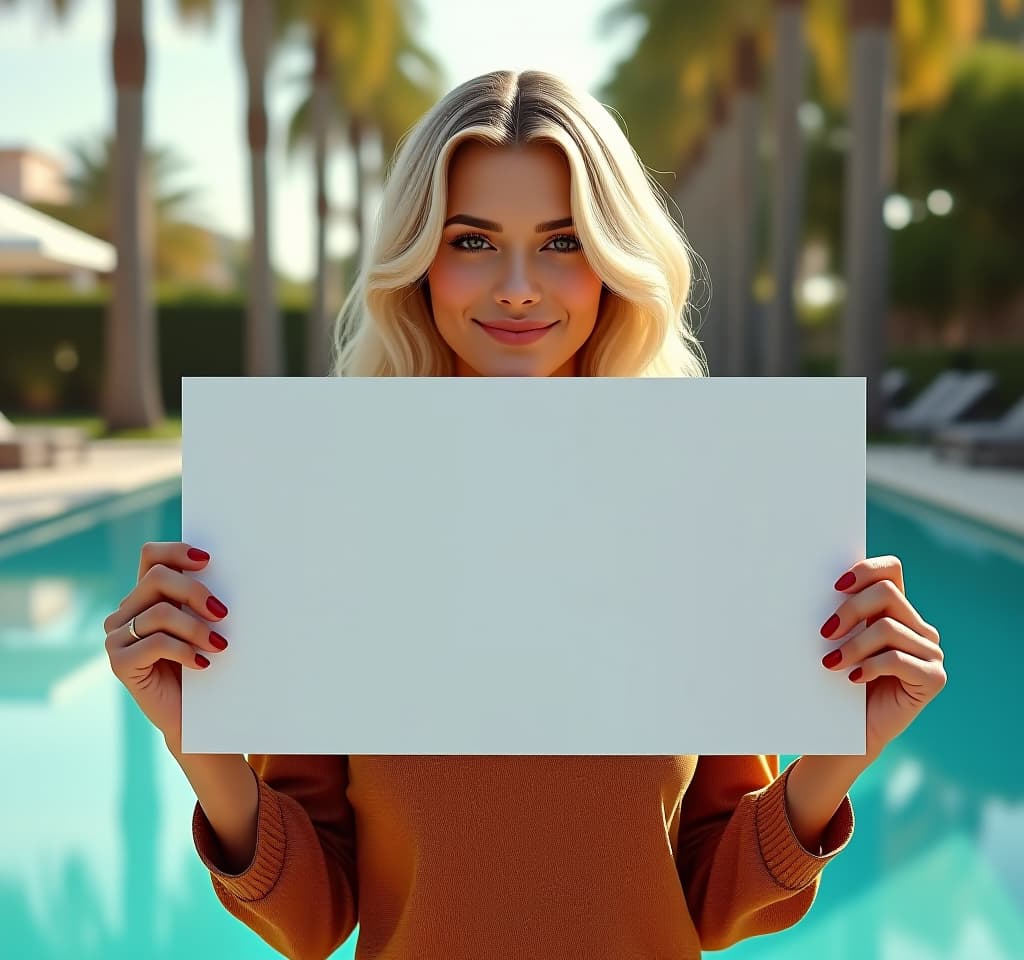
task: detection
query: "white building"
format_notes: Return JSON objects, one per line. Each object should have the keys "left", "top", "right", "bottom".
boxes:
{"left": 0, "top": 148, "right": 114, "bottom": 291}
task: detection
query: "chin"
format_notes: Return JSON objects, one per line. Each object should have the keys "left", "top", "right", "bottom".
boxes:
{"left": 464, "top": 353, "right": 565, "bottom": 377}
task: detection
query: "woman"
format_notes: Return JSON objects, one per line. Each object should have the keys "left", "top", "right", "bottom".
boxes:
{"left": 104, "top": 70, "right": 946, "bottom": 959}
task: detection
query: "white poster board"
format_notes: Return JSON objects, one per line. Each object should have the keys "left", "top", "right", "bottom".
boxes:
{"left": 181, "top": 377, "right": 865, "bottom": 756}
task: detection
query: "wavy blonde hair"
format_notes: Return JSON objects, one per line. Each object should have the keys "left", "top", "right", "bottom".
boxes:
{"left": 330, "top": 69, "right": 707, "bottom": 378}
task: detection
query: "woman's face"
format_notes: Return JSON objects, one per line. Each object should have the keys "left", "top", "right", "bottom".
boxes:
{"left": 426, "top": 141, "right": 605, "bottom": 377}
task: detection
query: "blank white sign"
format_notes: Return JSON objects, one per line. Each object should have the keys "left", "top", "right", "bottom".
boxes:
{"left": 181, "top": 377, "right": 865, "bottom": 756}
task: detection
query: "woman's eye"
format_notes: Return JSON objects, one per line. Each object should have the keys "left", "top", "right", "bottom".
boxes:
{"left": 449, "top": 232, "right": 581, "bottom": 253}
{"left": 546, "top": 233, "right": 581, "bottom": 253}
{"left": 449, "top": 233, "right": 492, "bottom": 251}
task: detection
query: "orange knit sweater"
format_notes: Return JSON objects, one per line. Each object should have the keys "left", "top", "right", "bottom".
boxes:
{"left": 191, "top": 753, "right": 855, "bottom": 959}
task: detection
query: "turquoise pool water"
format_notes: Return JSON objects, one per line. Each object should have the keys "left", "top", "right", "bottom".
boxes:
{"left": 1, "top": 479, "right": 1021, "bottom": 958}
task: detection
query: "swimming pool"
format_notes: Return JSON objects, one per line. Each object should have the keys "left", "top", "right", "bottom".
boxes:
{"left": 1, "top": 478, "right": 1021, "bottom": 958}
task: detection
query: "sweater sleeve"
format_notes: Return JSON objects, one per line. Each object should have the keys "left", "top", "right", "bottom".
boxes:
{"left": 191, "top": 754, "right": 358, "bottom": 960}
{"left": 675, "top": 754, "right": 854, "bottom": 951}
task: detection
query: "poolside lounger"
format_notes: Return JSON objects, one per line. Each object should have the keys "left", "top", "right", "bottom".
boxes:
{"left": 886, "top": 370, "right": 997, "bottom": 437}
{"left": 0, "top": 432, "right": 51, "bottom": 469}
{"left": 0, "top": 412, "right": 89, "bottom": 469}
{"left": 933, "top": 395, "right": 1024, "bottom": 467}
{"left": 881, "top": 367, "right": 910, "bottom": 407}
{"left": 884, "top": 370, "right": 965, "bottom": 433}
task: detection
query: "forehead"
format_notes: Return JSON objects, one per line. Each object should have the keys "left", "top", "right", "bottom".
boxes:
{"left": 445, "top": 141, "right": 571, "bottom": 211}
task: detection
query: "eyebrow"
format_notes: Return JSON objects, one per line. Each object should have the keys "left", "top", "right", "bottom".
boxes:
{"left": 443, "top": 214, "right": 574, "bottom": 233}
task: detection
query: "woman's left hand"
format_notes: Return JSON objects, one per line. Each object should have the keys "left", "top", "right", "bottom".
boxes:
{"left": 820, "top": 555, "right": 946, "bottom": 761}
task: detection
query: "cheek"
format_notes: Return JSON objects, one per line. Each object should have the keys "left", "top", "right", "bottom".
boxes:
{"left": 557, "top": 266, "right": 604, "bottom": 320}
{"left": 427, "top": 259, "right": 481, "bottom": 313}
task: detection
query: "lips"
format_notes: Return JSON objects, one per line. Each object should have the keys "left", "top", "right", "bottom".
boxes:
{"left": 474, "top": 319, "right": 556, "bottom": 333}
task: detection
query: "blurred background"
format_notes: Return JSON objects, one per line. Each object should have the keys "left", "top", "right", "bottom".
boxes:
{"left": 0, "top": 1, "right": 1022, "bottom": 958}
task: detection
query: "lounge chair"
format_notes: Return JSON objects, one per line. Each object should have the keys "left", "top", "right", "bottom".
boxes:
{"left": 0, "top": 412, "right": 89, "bottom": 469}
{"left": 933, "top": 394, "right": 1024, "bottom": 467}
{"left": 884, "top": 370, "right": 964, "bottom": 433}
{"left": 885, "top": 370, "right": 997, "bottom": 437}
{"left": 881, "top": 367, "right": 910, "bottom": 407}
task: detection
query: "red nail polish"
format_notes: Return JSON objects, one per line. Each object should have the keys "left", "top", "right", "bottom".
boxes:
{"left": 821, "top": 614, "right": 840, "bottom": 638}
{"left": 822, "top": 649, "right": 842, "bottom": 669}
{"left": 209, "top": 632, "right": 228, "bottom": 651}
{"left": 849, "top": 667, "right": 863, "bottom": 682}
{"left": 188, "top": 547, "right": 210, "bottom": 562}
{"left": 834, "top": 571, "right": 856, "bottom": 591}
{"left": 195, "top": 653, "right": 210, "bottom": 668}
{"left": 206, "top": 596, "right": 228, "bottom": 618}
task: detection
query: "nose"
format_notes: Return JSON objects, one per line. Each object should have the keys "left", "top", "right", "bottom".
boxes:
{"left": 494, "top": 251, "right": 541, "bottom": 309}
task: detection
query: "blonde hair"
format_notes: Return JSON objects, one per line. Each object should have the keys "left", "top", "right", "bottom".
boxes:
{"left": 330, "top": 69, "right": 707, "bottom": 378}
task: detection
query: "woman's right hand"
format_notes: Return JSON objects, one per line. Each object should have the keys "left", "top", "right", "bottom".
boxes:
{"left": 104, "top": 542, "right": 231, "bottom": 752}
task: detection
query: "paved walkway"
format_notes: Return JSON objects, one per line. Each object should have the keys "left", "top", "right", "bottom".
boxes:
{"left": 1, "top": 439, "right": 1022, "bottom": 540}
{"left": 867, "top": 445, "right": 1024, "bottom": 538}
{"left": 0, "top": 439, "right": 182, "bottom": 535}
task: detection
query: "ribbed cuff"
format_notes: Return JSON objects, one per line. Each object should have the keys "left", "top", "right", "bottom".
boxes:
{"left": 192, "top": 768, "right": 287, "bottom": 902}
{"left": 754, "top": 761, "right": 855, "bottom": 891}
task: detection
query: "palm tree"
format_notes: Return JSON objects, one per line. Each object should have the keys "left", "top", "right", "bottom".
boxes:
{"left": 765, "top": 0, "right": 808, "bottom": 378}
{"left": 602, "top": 0, "right": 1010, "bottom": 391}
{"left": 277, "top": 0, "right": 443, "bottom": 376}
{"left": 701, "top": 89, "right": 733, "bottom": 376}
{"left": 105, "top": 0, "right": 217, "bottom": 428}
{"left": 0, "top": 0, "right": 218, "bottom": 428}
{"left": 840, "top": 0, "right": 894, "bottom": 433}
{"left": 809, "top": 0, "right": 1001, "bottom": 430}
{"left": 241, "top": 0, "right": 283, "bottom": 378}
{"left": 100, "top": 0, "right": 159, "bottom": 429}
{"left": 598, "top": 1, "right": 774, "bottom": 377}
{"left": 724, "top": 30, "right": 762, "bottom": 377}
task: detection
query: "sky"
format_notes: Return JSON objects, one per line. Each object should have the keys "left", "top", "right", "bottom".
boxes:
{"left": 0, "top": 0, "right": 643, "bottom": 282}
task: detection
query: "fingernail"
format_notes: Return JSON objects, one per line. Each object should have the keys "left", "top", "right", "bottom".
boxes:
{"left": 206, "top": 596, "right": 228, "bottom": 618}
{"left": 188, "top": 547, "right": 210, "bottom": 562}
{"left": 820, "top": 614, "right": 840, "bottom": 638}
{"left": 195, "top": 653, "right": 210, "bottom": 668}
{"left": 834, "top": 571, "right": 856, "bottom": 591}
{"left": 822, "top": 649, "right": 843, "bottom": 669}
{"left": 209, "top": 631, "right": 228, "bottom": 651}
{"left": 849, "top": 667, "right": 863, "bottom": 682}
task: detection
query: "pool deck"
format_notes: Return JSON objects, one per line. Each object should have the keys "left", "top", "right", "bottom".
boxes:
{"left": 0, "top": 439, "right": 183, "bottom": 536}
{"left": 1, "top": 438, "right": 1022, "bottom": 539}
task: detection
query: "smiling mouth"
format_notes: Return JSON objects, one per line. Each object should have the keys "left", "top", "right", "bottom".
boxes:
{"left": 472, "top": 320, "right": 558, "bottom": 344}
{"left": 473, "top": 320, "right": 557, "bottom": 333}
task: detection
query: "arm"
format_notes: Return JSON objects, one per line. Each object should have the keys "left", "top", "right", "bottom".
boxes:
{"left": 674, "top": 754, "right": 854, "bottom": 951}
{"left": 785, "top": 753, "right": 871, "bottom": 852}
{"left": 175, "top": 743, "right": 359, "bottom": 960}
{"left": 168, "top": 745, "right": 259, "bottom": 872}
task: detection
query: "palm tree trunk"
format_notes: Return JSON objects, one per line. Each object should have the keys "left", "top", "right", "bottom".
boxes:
{"left": 766, "top": 0, "right": 807, "bottom": 377}
{"left": 348, "top": 115, "right": 367, "bottom": 272}
{"left": 241, "top": 0, "right": 282, "bottom": 376}
{"left": 102, "top": 0, "right": 163, "bottom": 430}
{"left": 675, "top": 137, "right": 713, "bottom": 370}
{"left": 704, "top": 88, "right": 732, "bottom": 377}
{"left": 726, "top": 32, "right": 761, "bottom": 377}
{"left": 308, "top": 23, "right": 331, "bottom": 377}
{"left": 842, "top": 0, "right": 894, "bottom": 432}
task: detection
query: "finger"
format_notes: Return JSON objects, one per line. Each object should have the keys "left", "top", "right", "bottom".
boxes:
{"left": 108, "top": 630, "right": 213, "bottom": 677}
{"left": 105, "top": 600, "right": 229, "bottom": 656}
{"left": 846, "top": 648, "right": 948, "bottom": 696}
{"left": 105, "top": 564, "right": 228, "bottom": 635}
{"left": 834, "top": 555, "right": 905, "bottom": 596}
{"left": 821, "top": 578, "right": 938, "bottom": 645}
{"left": 135, "top": 541, "right": 211, "bottom": 589}
{"left": 821, "top": 615, "right": 943, "bottom": 673}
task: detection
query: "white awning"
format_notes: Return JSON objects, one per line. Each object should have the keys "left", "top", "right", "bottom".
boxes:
{"left": 0, "top": 191, "right": 115, "bottom": 275}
